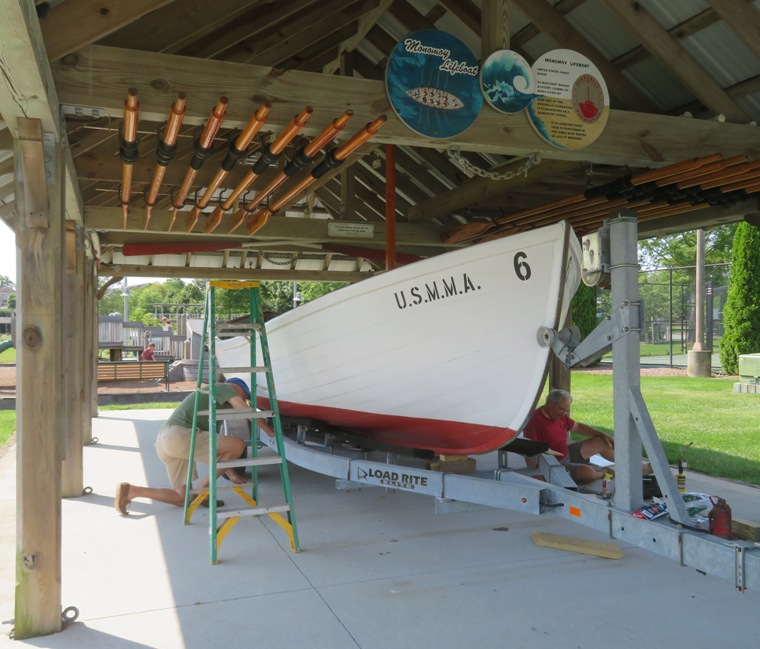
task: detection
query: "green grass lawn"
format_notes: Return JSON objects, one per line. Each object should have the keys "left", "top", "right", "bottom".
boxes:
{"left": 1, "top": 376, "right": 758, "bottom": 486}
{"left": 568, "top": 372, "right": 760, "bottom": 485}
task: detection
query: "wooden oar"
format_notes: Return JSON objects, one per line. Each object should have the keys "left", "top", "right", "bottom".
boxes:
{"left": 168, "top": 96, "right": 228, "bottom": 231}
{"left": 144, "top": 93, "right": 186, "bottom": 229}
{"left": 191, "top": 102, "right": 272, "bottom": 233}
{"left": 212, "top": 106, "right": 313, "bottom": 234}
{"left": 119, "top": 88, "right": 139, "bottom": 228}
{"left": 245, "top": 115, "right": 387, "bottom": 236}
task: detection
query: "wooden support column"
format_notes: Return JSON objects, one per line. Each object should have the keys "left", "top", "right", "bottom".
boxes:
{"left": 83, "top": 253, "right": 96, "bottom": 439}
{"left": 61, "top": 221, "right": 84, "bottom": 497}
{"left": 549, "top": 308, "right": 572, "bottom": 393}
{"left": 14, "top": 117, "right": 64, "bottom": 638}
{"left": 481, "top": 0, "right": 510, "bottom": 56}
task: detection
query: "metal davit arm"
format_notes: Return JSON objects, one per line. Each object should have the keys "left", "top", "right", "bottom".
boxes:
{"left": 538, "top": 211, "right": 691, "bottom": 525}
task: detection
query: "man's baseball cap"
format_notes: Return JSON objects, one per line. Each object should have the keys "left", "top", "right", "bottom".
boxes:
{"left": 226, "top": 377, "right": 251, "bottom": 400}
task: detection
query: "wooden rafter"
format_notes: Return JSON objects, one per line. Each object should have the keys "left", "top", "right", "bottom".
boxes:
{"left": 41, "top": 0, "right": 176, "bottom": 61}
{"left": 600, "top": 0, "right": 750, "bottom": 123}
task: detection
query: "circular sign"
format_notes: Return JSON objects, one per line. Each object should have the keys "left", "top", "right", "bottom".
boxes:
{"left": 526, "top": 49, "right": 609, "bottom": 150}
{"left": 386, "top": 30, "right": 482, "bottom": 139}
{"left": 480, "top": 50, "right": 537, "bottom": 114}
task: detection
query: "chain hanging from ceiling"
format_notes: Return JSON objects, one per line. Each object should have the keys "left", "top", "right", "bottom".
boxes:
{"left": 446, "top": 146, "right": 542, "bottom": 181}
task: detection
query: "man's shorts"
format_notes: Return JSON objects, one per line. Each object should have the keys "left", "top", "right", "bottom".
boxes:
{"left": 155, "top": 423, "right": 212, "bottom": 490}
{"left": 560, "top": 440, "right": 589, "bottom": 481}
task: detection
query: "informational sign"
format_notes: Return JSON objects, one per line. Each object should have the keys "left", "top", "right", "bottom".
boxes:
{"left": 480, "top": 50, "right": 537, "bottom": 114}
{"left": 386, "top": 29, "right": 482, "bottom": 139}
{"left": 327, "top": 222, "right": 375, "bottom": 238}
{"left": 526, "top": 49, "right": 609, "bottom": 150}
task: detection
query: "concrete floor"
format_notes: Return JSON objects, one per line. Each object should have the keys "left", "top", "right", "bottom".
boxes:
{"left": 1, "top": 409, "right": 759, "bottom": 649}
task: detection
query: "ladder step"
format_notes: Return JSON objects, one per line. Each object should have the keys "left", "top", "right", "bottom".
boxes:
{"left": 217, "top": 503, "right": 291, "bottom": 520}
{"left": 217, "top": 456, "right": 283, "bottom": 469}
{"left": 198, "top": 408, "right": 275, "bottom": 420}
{"left": 216, "top": 365, "right": 269, "bottom": 373}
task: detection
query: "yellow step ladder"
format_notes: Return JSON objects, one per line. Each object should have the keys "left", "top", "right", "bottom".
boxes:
{"left": 183, "top": 280, "right": 299, "bottom": 563}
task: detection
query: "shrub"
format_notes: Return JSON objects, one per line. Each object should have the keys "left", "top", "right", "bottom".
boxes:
{"left": 719, "top": 222, "right": 760, "bottom": 374}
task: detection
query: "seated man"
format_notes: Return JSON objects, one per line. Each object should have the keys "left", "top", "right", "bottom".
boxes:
{"left": 523, "top": 388, "right": 651, "bottom": 483}
{"left": 115, "top": 378, "right": 251, "bottom": 514}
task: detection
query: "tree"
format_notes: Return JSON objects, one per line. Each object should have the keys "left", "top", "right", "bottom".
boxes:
{"left": 0, "top": 275, "right": 14, "bottom": 288}
{"left": 719, "top": 222, "right": 760, "bottom": 375}
{"left": 571, "top": 282, "right": 597, "bottom": 340}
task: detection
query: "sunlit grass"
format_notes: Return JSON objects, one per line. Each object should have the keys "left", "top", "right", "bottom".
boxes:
{"left": 568, "top": 372, "right": 760, "bottom": 485}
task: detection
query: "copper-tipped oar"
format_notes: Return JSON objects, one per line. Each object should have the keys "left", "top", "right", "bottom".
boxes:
{"left": 168, "top": 96, "right": 228, "bottom": 231}
{"left": 189, "top": 102, "right": 272, "bottom": 233}
{"left": 119, "top": 88, "right": 139, "bottom": 228}
{"left": 678, "top": 159, "right": 760, "bottom": 189}
{"left": 245, "top": 115, "right": 387, "bottom": 236}
{"left": 226, "top": 110, "right": 353, "bottom": 234}
{"left": 208, "top": 107, "right": 313, "bottom": 234}
{"left": 144, "top": 93, "right": 186, "bottom": 229}
{"left": 630, "top": 153, "right": 724, "bottom": 186}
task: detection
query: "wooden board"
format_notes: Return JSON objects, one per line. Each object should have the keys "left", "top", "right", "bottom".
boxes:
{"left": 531, "top": 532, "right": 624, "bottom": 560}
{"left": 732, "top": 517, "right": 760, "bottom": 542}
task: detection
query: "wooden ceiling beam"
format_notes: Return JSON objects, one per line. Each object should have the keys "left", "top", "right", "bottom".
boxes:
{"left": 706, "top": 0, "right": 760, "bottom": 61}
{"left": 52, "top": 45, "right": 760, "bottom": 166}
{"left": 97, "top": 0, "right": 266, "bottom": 54}
{"left": 187, "top": 0, "right": 322, "bottom": 60}
{"left": 600, "top": 0, "right": 751, "bottom": 123}
{"left": 262, "top": 22, "right": 358, "bottom": 70}
{"left": 98, "top": 261, "right": 371, "bottom": 282}
{"left": 612, "top": 9, "right": 719, "bottom": 70}
{"left": 0, "top": 0, "right": 82, "bottom": 222}
{"left": 513, "top": 0, "right": 656, "bottom": 112}
{"left": 84, "top": 205, "right": 447, "bottom": 249}
{"left": 409, "top": 146, "right": 467, "bottom": 187}
{"left": 408, "top": 159, "right": 581, "bottom": 222}
{"left": 219, "top": 0, "right": 335, "bottom": 64}
{"left": 322, "top": 0, "right": 393, "bottom": 74}
{"left": 41, "top": 0, "right": 176, "bottom": 62}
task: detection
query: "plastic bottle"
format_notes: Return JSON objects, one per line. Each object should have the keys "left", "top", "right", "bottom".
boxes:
{"left": 602, "top": 472, "right": 615, "bottom": 499}
{"left": 676, "top": 459, "right": 687, "bottom": 492}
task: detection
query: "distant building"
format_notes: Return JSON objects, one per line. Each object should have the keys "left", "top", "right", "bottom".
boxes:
{"left": 0, "top": 285, "right": 15, "bottom": 308}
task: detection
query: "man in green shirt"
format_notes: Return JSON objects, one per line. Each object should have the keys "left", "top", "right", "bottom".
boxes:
{"left": 115, "top": 378, "right": 251, "bottom": 514}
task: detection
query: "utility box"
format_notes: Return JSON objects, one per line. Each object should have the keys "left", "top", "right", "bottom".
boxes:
{"left": 734, "top": 353, "right": 760, "bottom": 394}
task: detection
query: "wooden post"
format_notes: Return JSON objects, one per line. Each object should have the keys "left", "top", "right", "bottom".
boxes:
{"left": 549, "top": 308, "right": 572, "bottom": 393}
{"left": 482, "top": 0, "right": 510, "bottom": 57}
{"left": 14, "top": 117, "right": 64, "bottom": 638}
{"left": 83, "top": 253, "right": 96, "bottom": 441}
{"left": 61, "top": 221, "right": 84, "bottom": 497}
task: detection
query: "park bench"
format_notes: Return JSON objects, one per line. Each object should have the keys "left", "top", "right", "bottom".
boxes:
{"left": 97, "top": 360, "right": 170, "bottom": 390}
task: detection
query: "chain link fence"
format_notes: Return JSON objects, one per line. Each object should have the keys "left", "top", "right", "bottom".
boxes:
{"left": 596, "top": 263, "right": 730, "bottom": 370}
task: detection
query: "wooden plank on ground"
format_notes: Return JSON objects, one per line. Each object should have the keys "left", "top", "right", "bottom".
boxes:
{"left": 731, "top": 517, "right": 760, "bottom": 542}
{"left": 531, "top": 532, "right": 624, "bottom": 560}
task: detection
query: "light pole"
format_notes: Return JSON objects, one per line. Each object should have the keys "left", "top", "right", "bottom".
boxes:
{"left": 121, "top": 277, "right": 130, "bottom": 322}
{"left": 292, "top": 280, "right": 303, "bottom": 309}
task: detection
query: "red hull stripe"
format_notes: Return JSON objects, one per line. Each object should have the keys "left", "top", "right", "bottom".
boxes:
{"left": 260, "top": 398, "right": 518, "bottom": 455}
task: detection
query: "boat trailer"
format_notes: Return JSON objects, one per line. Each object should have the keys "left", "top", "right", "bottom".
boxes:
{"left": 257, "top": 212, "right": 759, "bottom": 593}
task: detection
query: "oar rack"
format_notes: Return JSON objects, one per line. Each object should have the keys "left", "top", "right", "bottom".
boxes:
{"left": 444, "top": 152, "right": 760, "bottom": 244}
{"left": 117, "top": 88, "right": 386, "bottom": 235}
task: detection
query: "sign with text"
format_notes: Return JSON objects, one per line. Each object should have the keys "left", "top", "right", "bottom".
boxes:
{"left": 386, "top": 29, "right": 482, "bottom": 139}
{"left": 526, "top": 49, "right": 609, "bottom": 150}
